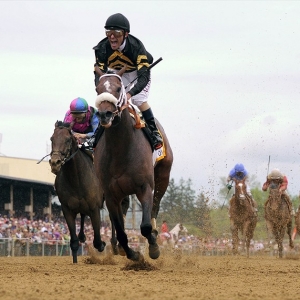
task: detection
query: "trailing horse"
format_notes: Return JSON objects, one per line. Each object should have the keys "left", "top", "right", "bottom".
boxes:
{"left": 295, "top": 205, "right": 300, "bottom": 238}
{"left": 49, "top": 121, "right": 106, "bottom": 263}
{"left": 264, "top": 179, "right": 294, "bottom": 258}
{"left": 229, "top": 178, "right": 257, "bottom": 257}
{"left": 93, "top": 67, "right": 173, "bottom": 261}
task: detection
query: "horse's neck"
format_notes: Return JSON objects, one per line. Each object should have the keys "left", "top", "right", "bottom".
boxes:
{"left": 64, "top": 141, "right": 82, "bottom": 171}
{"left": 269, "top": 189, "right": 282, "bottom": 209}
{"left": 105, "top": 109, "right": 134, "bottom": 144}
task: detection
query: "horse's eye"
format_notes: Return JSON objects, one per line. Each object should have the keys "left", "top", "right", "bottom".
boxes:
{"left": 106, "top": 111, "right": 113, "bottom": 118}
{"left": 116, "top": 87, "right": 121, "bottom": 93}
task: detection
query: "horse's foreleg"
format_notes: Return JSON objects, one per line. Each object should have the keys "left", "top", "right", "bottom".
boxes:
{"left": 78, "top": 214, "right": 86, "bottom": 243}
{"left": 62, "top": 208, "right": 79, "bottom": 263}
{"left": 121, "top": 195, "right": 130, "bottom": 217}
{"left": 89, "top": 210, "right": 106, "bottom": 253}
{"left": 109, "top": 214, "right": 120, "bottom": 255}
{"left": 244, "top": 221, "right": 254, "bottom": 258}
{"left": 265, "top": 220, "right": 274, "bottom": 251}
{"left": 287, "top": 219, "right": 294, "bottom": 249}
{"left": 277, "top": 226, "right": 286, "bottom": 258}
{"left": 139, "top": 190, "right": 160, "bottom": 260}
{"left": 230, "top": 220, "right": 239, "bottom": 255}
{"left": 107, "top": 200, "right": 141, "bottom": 261}
{"left": 151, "top": 164, "right": 171, "bottom": 234}
{"left": 151, "top": 218, "right": 157, "bottom": 233}
{"left": 109, "top": 196, "right": 130, "bottom": 256}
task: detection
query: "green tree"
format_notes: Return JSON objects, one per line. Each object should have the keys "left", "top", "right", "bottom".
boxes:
{"left": 158, "top": 177, "right": 197, "bottom": 228}
{"left": 193, "top": 192, "right": 212, "bottom": 236}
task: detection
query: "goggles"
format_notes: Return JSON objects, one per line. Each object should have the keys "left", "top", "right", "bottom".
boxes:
{"left": 71, "top": 112, "right": 86, "bottom": 119}
{"left": 105, "top": 29, "right": 124, "bottom": 38}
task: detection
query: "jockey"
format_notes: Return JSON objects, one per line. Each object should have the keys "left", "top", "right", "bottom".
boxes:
{"left": 262, "top": 168, "right": 295, "bottom": 216}
{"left": 64, "top": 97, "right": 99, "bottom": 148}
{"left": 92, "top": 13, "right": 163, "bottom": 150}
{"left": 226, "top": 163, "right": 258, "bottom": 216}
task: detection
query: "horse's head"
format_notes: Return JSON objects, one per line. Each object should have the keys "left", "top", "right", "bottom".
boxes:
{"left": 94, "top": 66, "right": 127, "bottom": 128}
{"left": 234, "top": 179, "right": 247, "bottom": 205}
{"left": 49, "top": 121, "right": 75, "bottom": 175}
{"left": 268, "top": 179, "right": 282, "bottom": 210}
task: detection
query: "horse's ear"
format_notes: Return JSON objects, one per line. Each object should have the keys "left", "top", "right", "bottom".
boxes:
{"left": 117, "top": 65, "right": 127, "bottom": 77}
{"left": 94, "top": 64, "right": 104, "bottom": 77}
{"left": 55, "top": 121, "right": 59, "bottom": 127}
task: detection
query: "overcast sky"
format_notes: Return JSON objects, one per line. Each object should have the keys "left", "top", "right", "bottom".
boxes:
{"left": 1, "top": 1, "right": 300, "bottom": 200}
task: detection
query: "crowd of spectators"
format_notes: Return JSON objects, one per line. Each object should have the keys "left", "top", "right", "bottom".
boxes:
{"left": 0, "top": 215, "right": 298, "bottom": 257}
{"left": 0, "top": 215, "right": 146, "bottom": 256}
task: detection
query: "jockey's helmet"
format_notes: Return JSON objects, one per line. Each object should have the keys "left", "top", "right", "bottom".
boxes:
{"left": 268, "top": 168, "right": 283, "bottom": 180}
{"left": 234, "top": 163, "right": 245, "bottom": 173}
{"left": 70, "top": 97, "right": 88, "bottom": 113}
{"left": 105, "top": 13, "right": 130, "bottom": 32}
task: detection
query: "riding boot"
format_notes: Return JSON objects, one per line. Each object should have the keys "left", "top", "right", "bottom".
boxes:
{"left": 88, "top": 125, "right": 104, "bottom": 149}
{"left": 142, "top": 108, "right": 163, "bottom": 150}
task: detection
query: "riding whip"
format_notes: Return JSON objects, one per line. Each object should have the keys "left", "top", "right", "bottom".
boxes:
{"left": 125, "top": 57, "right": 163, "bottom": 90}
{"left": 221, "top": 179, "right": 233, "bottom": 210}
{"left": 266, "top": 155, "right": 271, "bottom": 177}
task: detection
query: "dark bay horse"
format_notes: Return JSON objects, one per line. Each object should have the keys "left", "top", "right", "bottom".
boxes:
{"left": 93, "top": 68, "right": 173, "bottom": 261}
{"left": 229, "top": 178, "right": 257, "bottom": 257}
{"left": 49, "top": 121, "right": 106, "bottom": 263}
{"left": 264, "top": 179, "right": 294, "bottom": 258}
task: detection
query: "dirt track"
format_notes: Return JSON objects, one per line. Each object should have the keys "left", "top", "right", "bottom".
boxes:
{"left": 0, "top": 249, "right": 300, "bottom": 300}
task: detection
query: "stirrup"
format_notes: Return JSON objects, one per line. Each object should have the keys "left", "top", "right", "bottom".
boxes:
{"left": 152, "top": 131, "right": 163, "bottom": 150}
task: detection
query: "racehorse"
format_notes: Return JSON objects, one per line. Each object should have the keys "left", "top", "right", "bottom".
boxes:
{"left": 295, "top": 205, "right": 300, "bottom": 238}
{"left": 264, "top": 179, "right": 294, "bottom": 258}
{"left": 229, "top": 178, "right": 257, "bottom": 257}
{"left": 49, "top": 121, "right": 106, "bottom": 263}
{"left": 93, "top": 67, "right": 173, "bottom": 261}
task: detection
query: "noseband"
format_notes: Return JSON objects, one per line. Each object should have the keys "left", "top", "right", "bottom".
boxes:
{"left": 96, "top": 73, "right": 129, "bottom": 125}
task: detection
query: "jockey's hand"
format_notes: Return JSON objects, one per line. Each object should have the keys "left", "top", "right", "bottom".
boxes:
{"left": 73, "top": 133, "right": 87, "bottom": 139}
{"left": 226, "top": 183, "right": 232, "bottom": 190}
{"left": 126, "top": 93, "right": 132, "bottom": 100}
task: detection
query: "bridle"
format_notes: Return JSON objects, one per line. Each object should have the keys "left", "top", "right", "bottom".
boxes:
{"left": 96, "top": 73, "right": 129, "bottom": 124}
{"left": 37, "top": 127, "right": 79, "bottom": 166}
{"left": 50, "top": 140, "right": 78, "bottom": 166}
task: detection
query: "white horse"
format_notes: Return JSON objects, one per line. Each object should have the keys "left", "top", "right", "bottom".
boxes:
{"left": 170, "top": 223, "right": 188, "bottom": 241}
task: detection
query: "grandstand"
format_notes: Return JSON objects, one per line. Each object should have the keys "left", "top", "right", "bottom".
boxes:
{"left": 0, "top": 156, "right": 58, "bottom": 220}
{"left": 0, "top": 156, "right": 142, "bottom": 227}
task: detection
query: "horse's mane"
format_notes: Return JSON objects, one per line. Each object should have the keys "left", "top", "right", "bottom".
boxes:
{"left": 107, "top": 69, "right": 117, "bottom": 74}
{"left": 56, "top": 120, "right": 71, "bottom": 129}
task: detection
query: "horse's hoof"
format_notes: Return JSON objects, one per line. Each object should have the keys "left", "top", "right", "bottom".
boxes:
{"left": 72, "top": 252, "right": 78, "bottom": 264}
{"left": 129, "top": 250, "right": 143, "bottom": 262}
{"left": 94, "top": 241, "right": 106, "bottom": 252}
{"left": 149, "top": 243, "right": 160, "bottom": 259}
{"left": 152, "top": 229, "right": 158, "bottom": 237}
{"left": 111, "top": 245, "right": 119, "bottom": 255}
{"left": 118, "top": 244, "right": 126, "bottom": 256}
{"left": 78, "top": 234, "right": 86, "bottom": 243}
{"left": 98, "top": 242, "right": 106, "bottom": 252}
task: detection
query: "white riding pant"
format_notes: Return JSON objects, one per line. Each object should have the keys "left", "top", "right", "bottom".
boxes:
{"left": 121, "top": 70, "right": 151, "bottom": 107}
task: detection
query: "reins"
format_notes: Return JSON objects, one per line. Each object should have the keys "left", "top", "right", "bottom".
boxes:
{"left": 37, "top": 128, "right": 79, "bottom": 166}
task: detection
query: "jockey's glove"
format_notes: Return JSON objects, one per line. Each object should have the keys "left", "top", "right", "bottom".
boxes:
{"left": 226, "top": 184, "right": 232, "bottom": 190}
